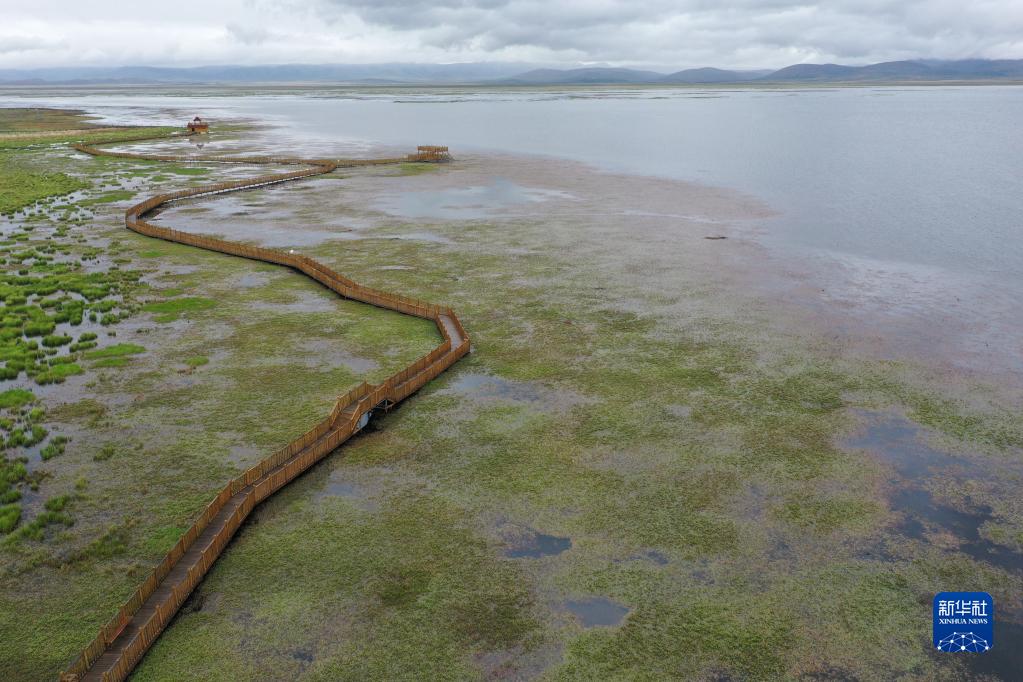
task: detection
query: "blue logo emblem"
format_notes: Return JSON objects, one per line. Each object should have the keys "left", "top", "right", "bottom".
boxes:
{"left": 933, "top": 592, "right": 994, "bottom": 653}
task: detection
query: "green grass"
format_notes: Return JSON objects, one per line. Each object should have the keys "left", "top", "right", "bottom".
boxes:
{"left": 142, "top": 525, "right": 187, "bottom": 555}
{"left": 0, "top": 388, "right": 34, "bottom": 409}
{"left": 0, "top": 265, "right": 143, "bottom": 383}
{"left": 78, "top": 190, "right": 135, "bottom": 206}
{"left": 775, "top": 496, "right": 882, "bottom": 534}
{"left": 79, "top": 525, "right": 129, "bottom": 559}
{"left": 93, "top": 443, "right": 117, "bottom": 462}
{"left": 40, "top": 436, "right": 69, "bottom": 461}
{"left": 0, "top": 503, "right": 21, "bottom": 533}
{"left": 41, "top": 334, "right": 73, "bottom": 348}
{"left": 3, "top": 499, "right": 74, "bottom": 544}
{"left": 0, "top": 107, "right": 95, "bottom": 134}
{"left": 0, "top": 165, "right": 88, "bottom": 215}
{"left": 142, "top": 297, "right": 216, "bottom": 322}
{"left": 45, "top": 494, "right": 70, "bottom": 512}
{"left": 395, "top": 162, "right": 438, "bottom": 176}
{"left": 0, "top": 126, "right": 179, "bottom": 151}
{"left": 34, "top": 362, "right": 83, "bottom": 384}
{"left": 84, "top": 343, "right": 146, "bottom": 359}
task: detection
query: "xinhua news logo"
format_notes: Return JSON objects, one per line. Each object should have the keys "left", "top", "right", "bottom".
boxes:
{"left": 933, "top": 592, "right": 994, "bottom": 653}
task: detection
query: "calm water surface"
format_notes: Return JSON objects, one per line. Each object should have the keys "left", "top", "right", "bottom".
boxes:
{"left": 5, "top": 86, "right": 1021, "bottom": 278}
{"left": 258, "top": 87, "right": 1023, "bottom": 283}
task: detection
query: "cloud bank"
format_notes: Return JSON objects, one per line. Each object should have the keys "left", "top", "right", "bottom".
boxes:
{"left": 2, "top": 0, "right": 1022, "bottom": 69}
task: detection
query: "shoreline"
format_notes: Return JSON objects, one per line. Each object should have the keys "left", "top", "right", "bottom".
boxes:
{"left": 257, "top": 141, "right": 1021, "bottom": 398}
{"left": 3, "top": 81, "right": 1023, "bottom": 92}
{"left": 9, "top": 97, "right": 1020, "bottom": 394}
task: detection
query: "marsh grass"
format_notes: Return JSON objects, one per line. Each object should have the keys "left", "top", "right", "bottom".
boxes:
{"left": 0, "top": 108, "right": 95, "bottom": 134}
{"left": 395, "top": 162, "right": 438, "bottom": 177}
{"left": 142, "top": 297, "right": 217, "bottom": 322}
{"left": 91, "top": 358, "right": 130, "bottom": 369}
{"left": 84, "top": 343, "right": 146, "bottom": 359}
{"left": 0, "top": 126, "right": 178, "bottom": 151}
{"left": 0, "top": 162, "right": 88, "bottom": 216}
{"left": 78, "top": 190, "right": 135, "bottom": 206}
{"left": 0, "top": 389, "right": 34, "bottom": 409}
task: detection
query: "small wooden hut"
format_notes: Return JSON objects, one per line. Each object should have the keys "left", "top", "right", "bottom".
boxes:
{"left": 186, "top": 116, "right": 209, "bottom": 134}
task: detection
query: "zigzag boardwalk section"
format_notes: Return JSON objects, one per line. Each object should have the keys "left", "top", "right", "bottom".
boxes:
{"left": 60, "top": 137, "right": 468, "bottom": 681}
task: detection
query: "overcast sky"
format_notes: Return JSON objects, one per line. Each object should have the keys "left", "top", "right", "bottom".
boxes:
{"left": 2, "top": 0, "right": 1022, "bottom": 70}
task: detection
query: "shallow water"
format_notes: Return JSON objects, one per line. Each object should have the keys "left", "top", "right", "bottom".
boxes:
{"left": 971, "top": 620, "right": 1023, "bottom": 678}
{"left": 503, "top": 528, "right": 572, "bottom": 558}
{"left": 562, "top": 597, "right": 630, "bottom": 627}
{"left": 448, "top": 373, "right": 545, "bottom": 403}
{"left": 373, "top": 179, "right": 573, "bottom": 220}
{"left": 377, "top": 231, "right": 452, "bottom": 244}
{"left": 843, "top": 410, "right": 1023, "bottom": 574}
{"left": 444, "top": 373, "right": 584, "bottom": 414}
{"left": 317, "top": 477, "right": 366, "bottom": 501}
{"left": 314, "top": 469, "right": 380, "bottom": 511}
{"left": 845, "top": 410, "right": 1023, "bottom": 677}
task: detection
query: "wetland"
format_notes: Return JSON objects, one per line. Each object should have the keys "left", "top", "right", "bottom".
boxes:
{"left": 0, "top": 91, "right": 1020, "bottom": 680}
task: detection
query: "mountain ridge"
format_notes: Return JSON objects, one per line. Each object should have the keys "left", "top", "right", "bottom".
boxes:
{"left": 1, "top": 59, "right": 1022, "bottom": 85}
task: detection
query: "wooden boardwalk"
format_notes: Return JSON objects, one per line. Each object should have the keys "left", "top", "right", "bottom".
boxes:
{"left": 61, "top": 135, "right": 469, "bottom": 681}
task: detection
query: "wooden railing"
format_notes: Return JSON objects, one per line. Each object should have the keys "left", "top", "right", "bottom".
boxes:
{"left": 60, "top": 136, "right": 467, "bottom": 681}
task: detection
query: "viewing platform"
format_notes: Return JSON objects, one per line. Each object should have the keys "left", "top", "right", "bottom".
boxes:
{"left": 186, "top": 116, "right": 209, "bottom": 134}
{"left": 406, "top": 145, "right": 450, "bottom": 162}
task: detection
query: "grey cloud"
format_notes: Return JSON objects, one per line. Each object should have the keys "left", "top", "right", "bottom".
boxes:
{"left": 308, "top": 0, "right": 1023, "bottom": 65}
{"left": 2, "top": 0, "right": 1022, "bottom": 68}
{"left": 226, "top": 23, "right": 273, "bottom": 45}
{"left": 0, "top": 35, "right": 63, "bottom": 54}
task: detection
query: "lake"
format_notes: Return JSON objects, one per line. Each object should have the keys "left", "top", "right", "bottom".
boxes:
{"left": 4, "top": 85, "right": 1022, "bottom": 374}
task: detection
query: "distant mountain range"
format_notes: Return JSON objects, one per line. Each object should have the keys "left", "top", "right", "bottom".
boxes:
{"left": 0, "top": 62, "right": 533, "bottom": 86}
{"left": 1, "top": 59, "right": 1022, "bottom": 86}
{"left": 504, "top": 59, "right": 1023, "bottom": 84}
{"left": 503, "top": 66, "right": 773, "bottom": 85}
{"left": 763, "top": 59, "right": 1023, "bottom": 82}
